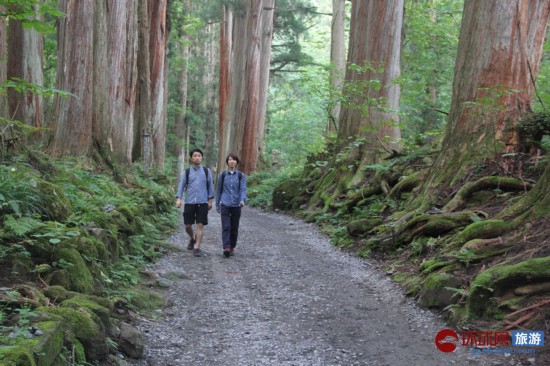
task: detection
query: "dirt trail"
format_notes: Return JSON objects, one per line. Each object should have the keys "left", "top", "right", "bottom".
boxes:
{"left": 125, "top": 207, "right": 529, "bottom": 366}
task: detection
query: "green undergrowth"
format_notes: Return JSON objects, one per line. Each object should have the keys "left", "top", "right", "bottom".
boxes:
{"left": 0, "top": 151, "right": 179, "bottom": 362}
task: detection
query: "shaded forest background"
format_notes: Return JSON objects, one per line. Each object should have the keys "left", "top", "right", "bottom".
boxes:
{"left": 1, "top": 0, "right": 550, "bottom": 364}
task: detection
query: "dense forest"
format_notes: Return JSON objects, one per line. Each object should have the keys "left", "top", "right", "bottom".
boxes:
{"left": 1, "top": 0, "right": 549, "bottom": 364}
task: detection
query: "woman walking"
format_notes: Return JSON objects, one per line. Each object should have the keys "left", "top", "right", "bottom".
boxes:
{"left": 216, "top": 153, "right": 247, "bottom": 258}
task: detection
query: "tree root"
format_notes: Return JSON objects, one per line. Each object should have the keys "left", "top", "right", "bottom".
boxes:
{"left": 388, "top": 171, "right": 422, "bottom": 199}
{"left": 400, "top": 211, "right": 478, "bottom": 244}
{"left": 443, "top": 176, "right": 532, "bottom": 213}
{"left": 346, "top": 184, "right": 383, "bottom": 211}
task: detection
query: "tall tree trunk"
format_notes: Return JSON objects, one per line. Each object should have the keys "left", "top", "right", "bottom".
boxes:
{"left": 338, "top": 0, "right": 403, "bottom": 185}
{"left": 136, "top": 0, "right": 168, "bottom": 172}
{"left": 94, "top": 0, "right": 139, "bottom": 165}
{"left": 218, "top": 4, "right": 233, "bottom": 169}
{"left": 256, "top": 0, "right": 274, "bottom": 170}
{"left": 202, "top": 22, "right": 218, "bottom": 167}
{"left": 174, "top": 0, "right": 191, "bottom": 158}
{"left": 134, "top": 0, "right": 151, "bottom": 164}
{"left": 0, "top": 12, "right": 8, "bottom": 121}
{"left": 149, "top": 0, "right": 168, "bottom": 171}
{"left": 328, "top": 0, "right": 346, "bottom": 133}
{"left": 7, "top": 7, "right": 44, "bottom": 141}
{"left": 147, "top": 0, "right": 168, "bottom": 172}
{"left": 219, "top": 0, "right": 274, "bottom": 175}
{"left": 49, "top": 0, "right": 94, "bottom": 157}
{"left": 424, "top": 0, "right": 550, "bottom": 193}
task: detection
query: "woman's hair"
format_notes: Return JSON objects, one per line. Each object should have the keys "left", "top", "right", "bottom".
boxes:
{"left": 226, "top": 153, "right": 240, "bottom": 164}
{"left": 189, "top": 148, "right": 203, "bottom": 158}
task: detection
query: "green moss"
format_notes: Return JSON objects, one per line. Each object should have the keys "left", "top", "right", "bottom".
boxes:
{"left": 66, "top": 236, "right": 109, "bottom": 262}
{"left": 455, "top": 219, "right": 512, "bottom": 245}
{"left": 60, "top": 296, "right": 112, "bottom": 329}
{"left": 117, "top": 205, "right": 141, "bottom": 233}
{"left": 392, "top": 272, "right": 423, "bottom": 296}
{"left": 35, "top": 179, "right": 73, "bottom": 221}
{"left": 419, "top": 259, "right": 455, "bottom": 274}
{"left": 0, "top": 346, "right": 36, "bottom": 366}
{"left": 0, "top": 320, "right": 64, "bottom": 366}
{"left": 46, "top": 270, "right": 71, "bottom": 290}
{"left": 459, "top": 239, "right": 511, "bottom": 262}
{"left": 468, "top": 257, "right": 550, "bottom": 317}
{"left": 54, "top": 248, "right": 93, "bottom": 294}
{"left": 497, "top": 296, "right": 526, "bottom": 312}
{"left": 36, "top": 306, "right": 100, "bottom": 341}
{"left": 346, "top": 218, "right": 384, "bottom": 236}
{"left": 308, "top": 169, "right": 337, "bottom": 210}
{"left": 32, "top": 320, "right": 64, "bottom": 366}
{"left": 125, "top": 287, "right": 167, "bottom": 313}
{"left": 72, "top": 339, "right": 86, "bottom": 364}
{"left": 418, "top": 272, "right": 463, "bottom": 308}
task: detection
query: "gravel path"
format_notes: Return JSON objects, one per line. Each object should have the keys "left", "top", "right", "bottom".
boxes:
{"left": 125, "top": 207, "right": 531, "bottom": 366}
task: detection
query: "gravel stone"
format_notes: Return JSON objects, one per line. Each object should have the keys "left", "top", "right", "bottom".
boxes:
{"left": 125, "top": 207, "right": 536, "bottom": 366}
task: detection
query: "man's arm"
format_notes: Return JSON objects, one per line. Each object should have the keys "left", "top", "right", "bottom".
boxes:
{"left": 175, "top": 170, "right": 187, "bottom": 207}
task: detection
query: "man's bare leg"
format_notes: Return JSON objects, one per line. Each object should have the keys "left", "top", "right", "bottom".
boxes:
{"left": 185, "top": 224, "right": 196, "bottom": 249}
{"left": 195, "top": 223, "right": 204, "bottom": 249}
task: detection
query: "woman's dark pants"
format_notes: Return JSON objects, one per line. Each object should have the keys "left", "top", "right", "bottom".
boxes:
{"left": 221, "top": 205, "right": 242, "bottom": 248}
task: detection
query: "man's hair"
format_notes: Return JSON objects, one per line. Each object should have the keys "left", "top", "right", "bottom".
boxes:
{"left": 189, "top": 148, "right": 203, "bottom": 158}
{"left": 226, "top": 153, "right": 240, "bottom": 165}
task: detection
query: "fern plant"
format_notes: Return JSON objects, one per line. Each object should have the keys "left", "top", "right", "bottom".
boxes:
{"left": 0, "top": 166, "right": 47, "bottom": 217}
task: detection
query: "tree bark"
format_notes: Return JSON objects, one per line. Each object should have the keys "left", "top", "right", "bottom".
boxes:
{"left": 202, "top": 22, "right": 218, "bottom": 166}
{"left": 149, "top": 0, "right": 168, "bottom": 171}
{"left": 425, "top": 0, "right": 550, "bottom": 191}
{"left": 338, "top": 0, "right": 403, "bottom": 162}
{"left": 135, "top": 0, "right": 168, "bottom": 172}
{"left": 328, "top": 0, "right": 346, "bottom": 132}
{"left": 219, "top": 0, "right": 274, "bottom": 175}
{"left": 7, "top": 8, "right": 44, "bottom": 141}
{"left": 0, "top": 12, "right": 8, "bottom": 121}
{"left": 174, "top": 0, "right": 191, "bottom": 158}
{"left": 218, "top": 3, "right": 233, "bottom": 170}
{"left": 49, "top": 0, "right": 94, "bottom": 157}
{"left": 93, "top": 0, "right": 139, "bottom": 166}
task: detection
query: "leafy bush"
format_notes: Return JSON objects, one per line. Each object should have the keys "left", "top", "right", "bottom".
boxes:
{"left": 247, "top": 167, "right": 302, "bottom": 208}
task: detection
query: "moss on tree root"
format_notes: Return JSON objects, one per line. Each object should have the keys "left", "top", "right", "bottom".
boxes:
{"left": 443, "top": 176, "right": 532, "bottom": 212}
{"left": 468, "top": 257, "right": 550, "bottom": 317}
{"left": 400, "top": 211, "right": 478, "bottom": 244}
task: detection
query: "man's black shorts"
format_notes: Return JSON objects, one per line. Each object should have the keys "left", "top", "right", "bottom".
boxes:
{"left": 183, "top": 203, "right": 209, "bottom": 225}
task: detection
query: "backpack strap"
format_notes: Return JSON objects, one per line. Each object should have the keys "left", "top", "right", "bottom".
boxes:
{"left": 203, "top": 166, "right": 210, "bottom": 196}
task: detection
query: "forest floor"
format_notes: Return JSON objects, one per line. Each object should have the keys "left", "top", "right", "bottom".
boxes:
{"left": 121, "top": 207, "right": 543, "bottom": 366}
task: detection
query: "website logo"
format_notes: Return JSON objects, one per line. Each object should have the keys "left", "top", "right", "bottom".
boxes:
{"left": 435, "top": 329, "right": 545, "bottom": 355}
{"left": 435, "top": 328, "right": 459, "bottom": 353}
{"left": 511, "top": 331, "right": 544, "bottom": 347}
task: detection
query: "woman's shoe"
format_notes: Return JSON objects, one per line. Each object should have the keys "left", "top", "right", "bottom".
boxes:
{"left": 223, "top": 246, "right": 231, "bottom": 258}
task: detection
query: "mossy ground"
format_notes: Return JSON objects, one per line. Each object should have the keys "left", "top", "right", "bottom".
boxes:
{"left": 0, "top": 153, "right": 178, "bottom": 364}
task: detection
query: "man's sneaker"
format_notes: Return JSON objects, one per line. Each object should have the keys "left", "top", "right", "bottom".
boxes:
{"left": 223, "top": 246, "right": 231, "bottom": 258}
{"left": 193, "top": 248, "right": 203, "bottom": 257}
{"left": 187, "top": 238, "right": 196, "bottom": 250}
{"left": 229, "top": 247, "right": 235, "bottom": 256}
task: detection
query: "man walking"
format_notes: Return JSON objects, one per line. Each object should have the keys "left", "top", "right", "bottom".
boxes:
{"left": 176, "top": 148, "right": 214, "bottom": 257}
